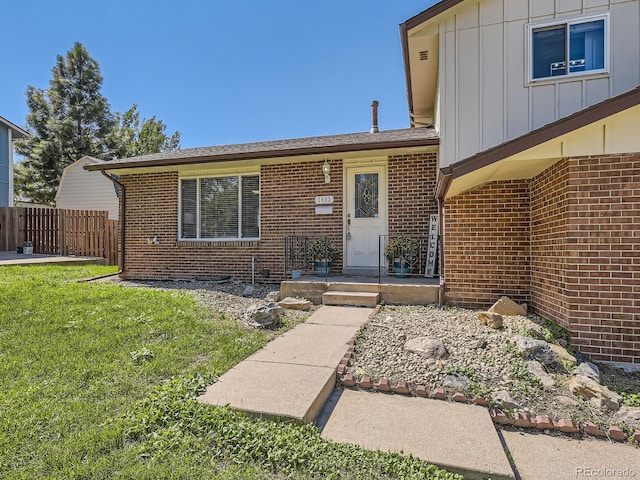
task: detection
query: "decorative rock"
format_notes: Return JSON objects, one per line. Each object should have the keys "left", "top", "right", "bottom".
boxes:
{"left": 266, "top": 291, "right": 281, "bottom": 302}
{"left": 443, "top": 373, "right": 472, "bottom": 390}
{"left": 478, "top": 311, "right": 504, "bottom": 329}
{"left": 583, "top": 422, "right": 607, "bottom": 437}
{"left": 278, "top": 297, "right": 312, "bottom": 311}
{"left": 511, "top": 335, "right": 559, "bottom": 369}
{"left": 242, "top": 285, "right": 255, "bottom": 297}
{"left": 557, "top": 338, "right": 568, "bottom": 347}
{"left": 432, "top": 387, "right": 447, "bottom": 400}
{"left": 535, "top": 414, "right": 554, "bottom": 430}
{"left": 574, "top": 362, "right": 600, "bottom": 381}
{"left": 244, "top": 302, "right": 284, "bottom": 327}
{"left": 608, "top": 426, "right": 628, "bottom": 442}
{"left": 404, "top": 337, "right": 448, "bottom": 359}
{"left": 552, "top": 395, "right": 580, "bottom": 407}
{"left": 488, "top": 296, "right": 527, "bottom": 316}
{"left": 589, "top": 396, "right": 621, "bottom": 413}
{"left": 548, "top": 344, "right": 576, "bottom": 365}
{"left": 493, "top": 390, "right": 519, "bottom": 410}
{"left": 569, "top": 375, "right": 621, "bottom": 411}
{"left": 474, "top": 338, "right": 488, "bottom": 350}
{"left": 375, "top": 378, "right": 391, "bottom": 392}
{"left": 554, "top": 419, "right": 579, "bottom": 433}
{"left": 527, "top": 360, "right": 555, "bottom": 387}
{"left": 513, "top": 412, "right": 535, "bottom": 428}
{"left": 613, "top": 407, "right": 640, "bottom": 429}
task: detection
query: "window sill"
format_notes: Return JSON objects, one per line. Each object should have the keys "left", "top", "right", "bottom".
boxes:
{"left": 527, "top": 71, "right": 609, "bottom": 87}
{"left": 176, "top": 240, "right": 260, "bottom": 248}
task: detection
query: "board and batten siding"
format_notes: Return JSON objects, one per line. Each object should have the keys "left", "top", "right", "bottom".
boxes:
{"left": 435, "top": 0, "right": 640, "bottom": 167}
{"left": 55, "top": 158, "right": 119, "bottom": 219}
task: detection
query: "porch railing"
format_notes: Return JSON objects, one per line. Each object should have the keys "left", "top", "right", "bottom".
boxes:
{"left": 284, "top": 233, "right": 439, "bottom": 283}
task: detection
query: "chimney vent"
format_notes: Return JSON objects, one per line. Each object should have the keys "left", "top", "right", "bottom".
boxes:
{"left": 370, "top": 100, "right": 379, "bottom": 133}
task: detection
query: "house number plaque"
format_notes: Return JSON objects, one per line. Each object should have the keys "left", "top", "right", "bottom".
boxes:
{"left": 315, "top": 196, "right": 334, "bottom": 205}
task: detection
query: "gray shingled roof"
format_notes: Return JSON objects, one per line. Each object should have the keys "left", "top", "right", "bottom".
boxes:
{"left": 87, "top": 127, "right": 439, "bottom": 170}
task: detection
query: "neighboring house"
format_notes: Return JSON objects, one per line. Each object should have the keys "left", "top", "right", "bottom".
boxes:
{"left": 87, "top": 0, "right": 640, "bottom": 363}
{"left": 55, "top": 156, "right": 119, "bottom": 219}
{"left": 0, "top": 115, "right": 28, "bottom": 207}
{"left": 401, "top": 0, "right": 640, "bottom": 363}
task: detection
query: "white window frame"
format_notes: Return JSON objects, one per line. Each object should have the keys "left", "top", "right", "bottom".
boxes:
{"left": 178, "top": 173, "right": 260, "bottom": 241}
{"left": 528, "top": 13, "right": 610, "bottom": 83}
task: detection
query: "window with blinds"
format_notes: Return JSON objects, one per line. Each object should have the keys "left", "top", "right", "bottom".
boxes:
{"left": 180, "top": 174, "right": 260, "bottom": 240}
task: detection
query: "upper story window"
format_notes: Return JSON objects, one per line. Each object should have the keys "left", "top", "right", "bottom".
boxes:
{"left": 180, "top": 174, "right": 260, "bottom": 241}
{"left": 529, "top": 14, "right": 608, "bottom": 81}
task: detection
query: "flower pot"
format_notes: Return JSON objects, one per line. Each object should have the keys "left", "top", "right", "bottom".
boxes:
{"left": 315, "top": 261, "right": 332, "bottom": 277}
{"left": 393, "top": 261, "right": 411, "bottom": 278}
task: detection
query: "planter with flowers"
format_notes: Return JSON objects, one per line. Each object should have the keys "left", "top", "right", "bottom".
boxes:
{"left": 384, "top": 235, "right": 419, "bottom": 278}
{"left": 308, "top": 237, "right": 340, "bottom": 277}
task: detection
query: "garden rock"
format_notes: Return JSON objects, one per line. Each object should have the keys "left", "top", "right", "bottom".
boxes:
{"left": 404, "top": 337, "right": 448, "bottom": 359}
{"left": 477, "top": 311, "right": 503, "bottom": 329}
{"left": 548, "top": 343, "right": 576, "bottom": 365}
{"left": 493, "top": 390, "right": 519, "bottom": 410}
{"left": 574, "top": 362, "right": 600, "bottom": 381}
{"left": 443, "top": 373, "right": 472, "bottom": 390}
{"left": 527, "top": 360, "right": 555, "bottom": 387}
{"left": 613, "top": 406, "right": 640, "bottom": 428}
{"left": 569, "top": 374, "right": 621, "bottom": 412}
{"left": 488, "top": 296, "right": 527, "bottom": 316}
{"left": 244, "top": 303, "right": 284, "bottom": 327}
{"left": 510, "top": 335, "right": 558, "bottom": 369}
{"left": 242, "top": 285, "right": 255, "bottom": 297}
{"left": 278, "top": 297, "right": 312, "bottom": 311}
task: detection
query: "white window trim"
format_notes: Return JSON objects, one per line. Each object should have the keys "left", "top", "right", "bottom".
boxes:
{"left": 527, "top": 13, "right": 610, "bottom": 83}
{"left": 178, "top": 173, "right": 260, "bottom": 242}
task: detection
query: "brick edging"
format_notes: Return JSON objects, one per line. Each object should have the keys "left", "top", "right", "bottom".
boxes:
{"left": 335, "top": 304, "right": 640, "bottom": 445}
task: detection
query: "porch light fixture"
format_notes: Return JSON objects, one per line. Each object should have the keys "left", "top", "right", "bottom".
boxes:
{"left": 322, "top": 160, "right": 330, "bottom": 183}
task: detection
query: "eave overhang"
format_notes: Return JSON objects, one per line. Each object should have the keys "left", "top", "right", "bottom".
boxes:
{"left": 437, "top": 86, "right": 640, "bottom": 199}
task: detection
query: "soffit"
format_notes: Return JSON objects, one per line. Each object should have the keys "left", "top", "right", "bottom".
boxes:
{"left": 445, "top": 102, "right": 640, "bottom": 198}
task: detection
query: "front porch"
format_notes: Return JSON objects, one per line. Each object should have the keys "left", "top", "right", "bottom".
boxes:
{"left": 281, "top": 274, "right": 440, "bottom": 306}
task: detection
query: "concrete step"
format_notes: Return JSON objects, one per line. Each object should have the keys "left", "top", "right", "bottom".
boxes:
{"left": 327, "top": 282, "right": 381, "bottom": 293}
{"left": 322, "top": 291, "right": 379, "bottom": 307}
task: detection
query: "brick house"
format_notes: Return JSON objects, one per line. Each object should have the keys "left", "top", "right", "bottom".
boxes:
{"left": 401, "top": 0, "right": 640, "bottom": 363}
{"left": 86, "top": 127, "right": 440, "bottom": 281}
{"left": 88, "top": 0, "right": 639, "bottom": 363}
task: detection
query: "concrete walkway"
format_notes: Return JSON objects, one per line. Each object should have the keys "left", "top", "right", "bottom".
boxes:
{"left": 0, "top": 251, "right": 104, "bottom": 265}
{"left": 198, "top": 305, "right": 639, "bottom": 479}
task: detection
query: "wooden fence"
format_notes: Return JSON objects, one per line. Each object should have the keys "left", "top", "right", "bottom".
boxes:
{"left": 0, "top": 207, "right": 119, "bottom": 265}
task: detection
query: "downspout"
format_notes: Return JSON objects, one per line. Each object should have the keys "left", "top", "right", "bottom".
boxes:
{"left": 101, "top": 169, "right": 126, "bottom": 275}
{"left": 78, "top": 169, "right": 126, "bottom": 282}
{"left": 435, "top": 168, "right": 453, "bottom": 306}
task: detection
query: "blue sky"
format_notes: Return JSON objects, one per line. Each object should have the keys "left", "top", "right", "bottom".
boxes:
{"left": 2, "top": 1, "right": 435, "bottom": 150}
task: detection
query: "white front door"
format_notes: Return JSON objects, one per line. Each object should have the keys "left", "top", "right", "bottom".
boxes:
{"left": 345, "top": 165, "right": 387, "bottom": 269}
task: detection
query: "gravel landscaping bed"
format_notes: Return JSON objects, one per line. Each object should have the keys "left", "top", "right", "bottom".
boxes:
{"left": 345, "top": 304, "right": 640, "bottom": 440}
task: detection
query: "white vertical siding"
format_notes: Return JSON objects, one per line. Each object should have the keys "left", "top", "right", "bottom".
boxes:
{"left": 433, "top": 0, "right": 640, "bottom": 167}
{"left": 56, "top": 159, "right": 119, "bottom": 219}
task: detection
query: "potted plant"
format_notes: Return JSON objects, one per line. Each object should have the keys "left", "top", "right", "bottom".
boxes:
{"left": 308, "top": 236, "right": 340, "bottom": 277}
{"left": 384, "top": 235, "right": 419, "bottom": 277}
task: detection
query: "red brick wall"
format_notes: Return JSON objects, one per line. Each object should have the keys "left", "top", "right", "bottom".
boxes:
{"left": 443, "top": 180, "right": 531, "bottom": 308}
{"left": 118, "top": 154, "right": 437, "bottom": 282}
{"left": 560, "top": 154, "right": 640, "bottom": 362}
{"left": 444, "top": 154, "right": 640, "bottom": 363}
{"left": 388, "top": 153, "right": 438, "bottom": 236}
{"left": 530, "top": 159, "right": 571, "bottom": 329}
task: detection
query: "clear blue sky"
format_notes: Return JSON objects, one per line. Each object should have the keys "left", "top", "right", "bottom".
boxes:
{"left": 3, "top": 1, "right": 435, "bottom": 150}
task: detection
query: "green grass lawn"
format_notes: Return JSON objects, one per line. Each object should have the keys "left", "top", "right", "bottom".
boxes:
{"left": 0, "top": 265, "right": 460, "bottom": 479}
